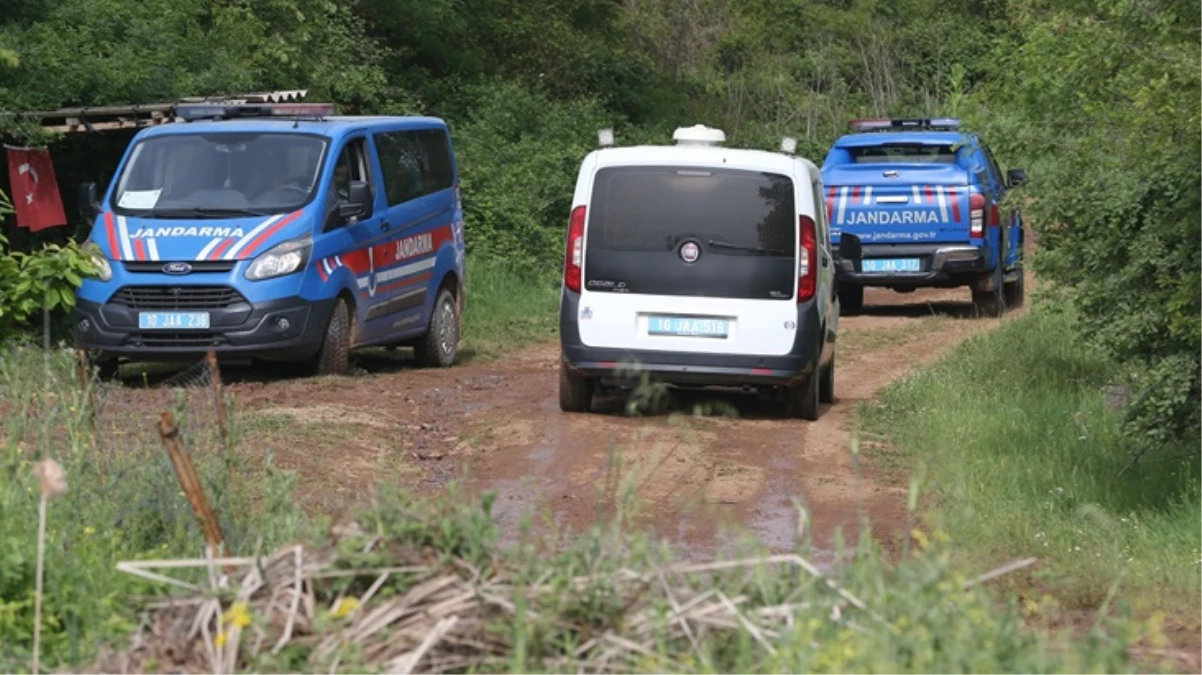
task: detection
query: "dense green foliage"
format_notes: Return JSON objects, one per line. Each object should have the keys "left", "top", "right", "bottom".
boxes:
{"left": 970, "top": 0, "right": 1201, "bottom": 454}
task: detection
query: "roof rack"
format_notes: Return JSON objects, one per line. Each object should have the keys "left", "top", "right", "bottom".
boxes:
{"left": 848, "top": 117, "right": 961, "bottom": 133}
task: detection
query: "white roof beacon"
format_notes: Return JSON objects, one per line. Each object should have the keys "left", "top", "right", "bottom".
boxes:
{"left": 673, "top": 124, "right": 726, "bottom": 147}
{"left": 597, "top": 128, "right": 615, "bottom": 148}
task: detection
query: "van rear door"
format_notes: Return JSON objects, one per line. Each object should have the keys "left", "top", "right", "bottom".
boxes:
{"left": 822, "top": 141, "right": 973, "bottom": 254}
{"left": 578, "top": 165, "right": 801, "bottom": 357}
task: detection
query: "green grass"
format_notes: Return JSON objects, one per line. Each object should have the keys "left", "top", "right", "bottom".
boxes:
{"left": 861, "top": 308, "right": 1201, "bottom": 622}
{"left": 460, "top": 256, "right": 560, "bottom": 360}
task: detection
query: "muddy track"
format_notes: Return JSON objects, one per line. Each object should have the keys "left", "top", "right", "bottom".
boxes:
{"left": 221, "top": 286, "right": 1003, "bottom": 557}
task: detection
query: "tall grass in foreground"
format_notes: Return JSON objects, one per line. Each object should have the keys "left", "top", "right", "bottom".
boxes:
{"left": 0, "top": 347, "right": 315, "bottom": 672}
{"left": 461, "top": 256, "right": 560, "bottom": 360}
{"left": 862, "top": 308, "right": 1201, "bottom": 620}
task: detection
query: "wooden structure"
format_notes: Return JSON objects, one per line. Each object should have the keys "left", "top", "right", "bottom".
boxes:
{"left": 0, "top": 90, "right": 310, "bottom": 134}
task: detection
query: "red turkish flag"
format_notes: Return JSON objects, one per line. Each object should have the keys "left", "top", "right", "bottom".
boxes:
{"left": 6, "top": 146, "right": 67, "bottom": 231}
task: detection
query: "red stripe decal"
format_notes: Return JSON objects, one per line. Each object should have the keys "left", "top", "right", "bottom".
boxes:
{"left": 949, "top": 187, "right": 961, "bottom": 222}
{"left": 238, "top": 210, "right": 304, "bottom": 259}
{"left": 133, "top": 238, "right": 146, "bottom": 261}
{"left": 924, "top": 185, "right": 934, "bottom": 202}
{"left": 104, "top": 212, "right": 120, "bottom": 260}
{"left": 826, "top": 186, "right": 835, "bottom": 222}
{"left": 210, "top": 238, "right": 236, "bottom": 260}
{"left": 317, "top": 263, "right": 329, "bottom": 282}
{"left": 851, "top": 186, "right": 861, "bottom": 202}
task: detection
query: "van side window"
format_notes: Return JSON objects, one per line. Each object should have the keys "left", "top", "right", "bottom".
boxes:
{"left": 811, "top": 179, "right": 829, "bottom": 246}
{"left": 374, "top": 129, "right": 455, "bottom": 207}
{"left": 331, "top": 138, "right": 372, "bottom": 204}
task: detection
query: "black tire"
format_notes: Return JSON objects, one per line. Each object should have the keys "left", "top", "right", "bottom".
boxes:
{"left": 972, "top": 267, "right": 1006, "bottom": 318}
{"left": 785, "top": 370, "right": 821, "bottom": 420}
{"left": 838, "top": 282, "right": 864, "bottom": 315}
{"left": 88, "top": 352, "right": 119, "bottom": 382}
{"left": 819, "top": 351, "right": 835, "bottom": 404}
{"left": 315, "top": 298, "right": 352, "bottom": 376}
{"left": 414, "top": 288, "right": 460, "bottom": 368}
{"left": 559, "top": 359, "right": 594, "bottom": 413}
{"left": 1003, "top": 266, "right": 1025, "bottom": 309}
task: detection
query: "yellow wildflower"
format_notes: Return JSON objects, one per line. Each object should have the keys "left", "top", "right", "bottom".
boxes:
{"left": 222, "top": 601, "right": 251, "bottom": 629}
{"left": 911, "top": 528, "right": 930, "bottom": 551}
{"left": 215, "top": 631, "right": 228, "bottom": 648}
{"left": 330, "top": 597, "right": 360, "bottom": 620}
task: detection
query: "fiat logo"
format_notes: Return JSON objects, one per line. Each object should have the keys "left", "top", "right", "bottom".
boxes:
{"left": 162, "top": 262, "right": 192, "bottom": 275}
{"left": 680, "top": 241, "right": 701, "bottom": 263}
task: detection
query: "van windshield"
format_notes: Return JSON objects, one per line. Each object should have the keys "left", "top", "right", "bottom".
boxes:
{"left": 112, "top": 132, "right": 328, "bottom": 217}
{"left": 848, "top": 143, "right": 958, "bottom": 164}
{"left": 587, "top": 166, "right": 795, "bottom": 255}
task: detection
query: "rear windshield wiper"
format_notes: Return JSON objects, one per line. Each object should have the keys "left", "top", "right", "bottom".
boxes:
{"left": 141, "top": 207, "right": 271, "bottom": 218}
{"left": 707, "top": 240, "right": 791, "bottom": 256}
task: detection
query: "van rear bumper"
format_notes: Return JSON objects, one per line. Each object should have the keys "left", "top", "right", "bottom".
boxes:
{"left": 70, "top": 296, "right": 335, "bottom": 362}
{"left": 833, "top": 243, "right": 987, "bottom": 286}
{"left": 558, "top": 291, "right": 824, "bottom": 387}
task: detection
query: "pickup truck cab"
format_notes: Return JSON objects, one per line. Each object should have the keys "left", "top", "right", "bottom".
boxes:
{"left": 72, "top": 102, "right": 467, "bottom": 377}
{"left": 820, "top": 117, "right": 1027, "bottom": 316}
{"left": 558, "top": 126, "right": 843, "bottom": 420}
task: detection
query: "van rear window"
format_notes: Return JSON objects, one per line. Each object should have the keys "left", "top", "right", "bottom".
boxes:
{"left": 587, "top": 166, "right": 795, "bottom": 255}
{"left": 849, "top": 144, "right": 958, "bottom": 164}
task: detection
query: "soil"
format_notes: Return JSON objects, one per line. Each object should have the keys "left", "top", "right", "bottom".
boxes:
{"left": 215, "top": 286, "right": 1001, "bottom": 560}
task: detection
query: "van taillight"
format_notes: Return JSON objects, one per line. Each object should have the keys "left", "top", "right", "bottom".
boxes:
{"left": 969, "top": 193, "right": 985, "bottom": 237}
{"left": 798, "top": 214, "right": 817, "bottom": 303}
{"left": 564, "top": 205, "right": 586, "bottom": 293}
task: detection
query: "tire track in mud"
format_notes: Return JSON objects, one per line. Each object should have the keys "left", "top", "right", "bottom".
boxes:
{"left": 442, "top": 287, "right": 1000, "bottom": 559}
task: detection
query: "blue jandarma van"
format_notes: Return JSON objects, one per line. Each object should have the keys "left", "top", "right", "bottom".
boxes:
{"left": 72, "top": 103, "right": 467, "bottom": 377}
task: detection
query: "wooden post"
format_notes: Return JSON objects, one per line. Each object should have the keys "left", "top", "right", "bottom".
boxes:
{"left": 158, "top": 411, "right": 231, "bottom": 564}
{"left": 206, "top": 350, "right": 230, "bottom": 455}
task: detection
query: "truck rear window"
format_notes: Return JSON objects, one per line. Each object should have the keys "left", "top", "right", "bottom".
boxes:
{"left": 587, "top": 166, "right": 795, "bottom": 255}
{"left": 849, "top": 143, "right": 957, "bottom": 164}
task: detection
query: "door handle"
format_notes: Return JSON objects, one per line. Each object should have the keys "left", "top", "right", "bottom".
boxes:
{"left": 381, "top": 221, "right": 391, "bottom": 232}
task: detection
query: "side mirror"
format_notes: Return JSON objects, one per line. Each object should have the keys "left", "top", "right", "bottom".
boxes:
{"left": 1007, "top": 168, "right": 1028, "bottom": 188}
{"left": 337, "top": 180, "right": 371, "bottom": 220}
{"left": 839, "top": 233, "right": 863, "bottom": 262}
{"left": 78, "top": 183, "right": 100, "bottom": 220}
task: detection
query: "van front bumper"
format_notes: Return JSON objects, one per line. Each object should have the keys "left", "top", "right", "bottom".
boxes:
{"left": 70, "top": 295, "right": 335, "bottom": 362}
{"left": 558, "top": 292, "right": 826, "bottom": 387}
{"left": 833, "top": 243, "right": 988, "bottom": 286}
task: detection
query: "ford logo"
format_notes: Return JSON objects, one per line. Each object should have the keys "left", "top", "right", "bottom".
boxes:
{"left": 162, "top": 262, "right": 192, "bottom": 275}
{"left": 680, "top": 241, "right": 701, "bottom": 263}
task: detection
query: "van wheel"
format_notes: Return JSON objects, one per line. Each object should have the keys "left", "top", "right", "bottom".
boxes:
{"left": 819, "top": 352, "right": 835, "bottom": 404}
{"left": 559, "top": 360, "right": 594, "bottom": 413}
{"left": 838, "top": 283, "right": 864, "bottom": 315}
{"left": 315, "top": 298, "right": 352, "bottom": 376}
{"left": 785, "top": 371, "right": 820, "bottom": 421}
{"left": 1003, "top": 267, "right": 1025, "bottom": 309}
{"left": 972, "top": 267, "right": 1006, "bottom": 318}
{"left": 414, "top": 288, "right": 460, "bottom": 368}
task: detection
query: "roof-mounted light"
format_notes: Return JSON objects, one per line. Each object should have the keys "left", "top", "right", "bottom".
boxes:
{"left": 780, "top": 136, "right": 798, "bottom": 155}
{"left": 848, "top": 117, "right": 961, "bottom": 133}
{"left": 174, "top": 102, "right": 335, "bottom": 122}
{"left": 598, "top": 128, "right": 614, "bottom": 148}
{"left": 673, "top": 124, "right": 726, "bottom": 147}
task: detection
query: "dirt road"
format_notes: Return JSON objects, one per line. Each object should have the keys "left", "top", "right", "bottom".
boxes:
{"left": 224, "top": 286, "right": 1000, "bottom": 558}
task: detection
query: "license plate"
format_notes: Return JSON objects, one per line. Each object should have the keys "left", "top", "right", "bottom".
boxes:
{"left": 138, "top": 312, "right": 211, "bottom": 330}
{"left": 648, "top": 316, "right": 729, "bottom": 338}
{"left": 863, "top": 257, "right": 921, "bottom": 273}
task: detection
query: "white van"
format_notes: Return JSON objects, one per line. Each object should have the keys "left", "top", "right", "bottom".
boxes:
{"left": 558, "top": 125, "right": 849, "bottom": 419}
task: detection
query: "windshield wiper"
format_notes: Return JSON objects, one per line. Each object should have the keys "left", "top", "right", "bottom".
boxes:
{"left": 142, "top": 207, "right": 271, "bottom": 218}
{"left": 706, "top": 240, "right": 791, "bottom": 256}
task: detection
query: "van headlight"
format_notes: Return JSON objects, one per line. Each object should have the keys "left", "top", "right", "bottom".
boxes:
{"left": 90, "top": 252, "right": 112, "bottom": 281}
{"left": 245, "top": 236, "right": 312, "bottom": 281}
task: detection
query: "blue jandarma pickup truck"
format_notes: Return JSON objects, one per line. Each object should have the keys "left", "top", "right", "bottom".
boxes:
{"left": 820, "top": 117, "right": 1027, "bottom": 317}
